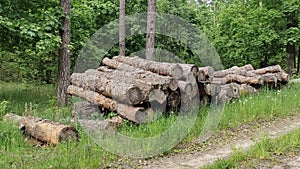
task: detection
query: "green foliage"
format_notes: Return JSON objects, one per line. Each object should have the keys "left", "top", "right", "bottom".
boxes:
{"left": 208, "top": 0, "right": 300, "bottom": 69}
{"left": 1, "top": 0, "right": 300, "bottom": 82}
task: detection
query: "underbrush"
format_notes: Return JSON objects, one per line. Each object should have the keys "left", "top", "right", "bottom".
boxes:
{"left": 0, "top": 82, "right": 300, "bottom": 168}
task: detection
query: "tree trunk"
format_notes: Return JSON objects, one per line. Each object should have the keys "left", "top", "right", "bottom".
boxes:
{"left": 298, "top": 46, "right": 300, "bottom": 73}
{"left": 146, "top": 0, "right": 156, "bottom": 60}
{"left": 57, "top": 0, "right": 71, "bottom": 106}
{"left": 286, "top": 11, "right": 298, "bottom": 75}
{"left": 3, "top": 113, "right": 78, "bottom": 145}
{"left": 119, "top": 0, "right": 126, "bottom": 56}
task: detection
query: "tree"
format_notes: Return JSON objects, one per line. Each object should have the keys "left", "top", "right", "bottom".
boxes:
{"left": 283, "top": 1, "right": 299, "bottom": 75}
{"left": 57, "top": 0, "right": 71, "bottom": 106}
{"left": 146, "top": 0, "right": 156, "bottom": 60}
{"left": 119, "top": 0, "right": 126, "bottom": 56}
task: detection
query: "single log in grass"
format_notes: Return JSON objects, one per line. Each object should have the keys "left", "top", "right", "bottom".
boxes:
{"left": 2, "top": 113, "right": 79, "bottom": 145}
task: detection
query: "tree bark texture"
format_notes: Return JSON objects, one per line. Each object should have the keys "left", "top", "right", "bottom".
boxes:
{"left": 146, "top": 0, "right": 156, "bottom": 60}
{"left": 3, "top": 113, "right": 78, "bottom": 145}
{"left": 112, "top": 55, "right": 184, "bottom": 79}
{"left": 68, "top": 55, "right": 290, "bottom": 123}
{"left": 57, "top": 0, "right": 71, "bottom": 106}
{"left": 67, "top": 85, "right": 154, "bottom": 124}
{"left": 119, "top": 0, "right": 126, "bottom": 56}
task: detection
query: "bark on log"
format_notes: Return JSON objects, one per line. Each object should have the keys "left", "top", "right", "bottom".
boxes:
{"left": 76, "top": 69, "right": 154, "bottom": 106}
{"left": 214, "top": 64, "right": 254, "bottom": 77}
{"left": 102, "top": 58, "right": 178, "bottom": 91}
{"left": 254, "top": 65, "right": 282, "bottom": 74}
{"left": 2, "top": 113, "right": 79, "bottom": 145}
{"left": 67, "top": 85, "right": 154, "bottom": 123}
{"left": 212, "top": 74, "right": 264, "bottom": 86}
{"left": 78, "top": 116, "right": 124, "bottom": 131}
{"left": 112, "top": 55, "right": 184, "bottom": 79}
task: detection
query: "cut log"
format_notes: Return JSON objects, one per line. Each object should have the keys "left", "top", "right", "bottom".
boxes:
{"left": 239, "top": 84, "right": 258, "bottom": 95}
{"left": 101, "top": 58, "right": 178, "bottom": 91}
{"left": 214, "top": 83, "right": 240, "bottom": 104}
{"left": 3, "top": 113, "right": 79, "bottom": 145}
{"left": 198, "top": 66, "right": 214, "bottom": 82}
{"left": 179, "top": 64, "right": 199, "bottom": 79}
{"left": 167, "top": 90, "right": 181, "bottom": 112}
{"left": 212, "top": 74, "right": 264, "bottom": 86}
{"left": 78, "top": 116, "right": 124, "bottom": 131}
{"left": 71, "top": 71, "right": 147, "bottom": 106}
{"left": 148, "top": 88, "right": 167, "bottom": 113}
{"left": 67, "top": 85, "right": 154, "bottom": 123}
{"left": 254, "top": 65, "right": 282, "bottom": 74}
{"left": 112, "top": 55, "right": 184, "bottom": 79}
{"left": 199, "top": 83, "right": 221, "bottom": 96}
{"left": 178, "top": 81, "right": 193, "bottom": 96}
{"left": 214, "top": 64, "right": 254, "bottom": 77}
{"left": 71, "top": 101, "right": 101, "bottom": 120}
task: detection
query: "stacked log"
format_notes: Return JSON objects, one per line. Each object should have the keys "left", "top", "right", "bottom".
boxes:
{"left": 68, "top": 57, "right": 184, "bottom": 124}
{"left": 67, "top": 55, "right": 289, "bottom": 124}
{"left": 207, "top": 64, "right": 289, "bottom": 104}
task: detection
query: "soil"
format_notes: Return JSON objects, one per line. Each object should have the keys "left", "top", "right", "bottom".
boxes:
{"left": 109, "top": 113, "right": 300, "bottom": 169}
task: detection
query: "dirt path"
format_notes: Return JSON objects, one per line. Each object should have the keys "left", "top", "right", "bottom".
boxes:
{"left": 272, "top": 155, "right": 300, "bottom": 169}
{"left": 141, "top": 114, "right": 300, "bottom": 169}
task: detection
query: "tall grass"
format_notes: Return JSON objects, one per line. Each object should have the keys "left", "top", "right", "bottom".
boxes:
{"left": 0, "top": 82, "right": 300, "bottom": 168}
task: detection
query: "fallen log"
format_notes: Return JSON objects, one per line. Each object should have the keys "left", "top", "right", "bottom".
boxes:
{"left": 112, "top": 55, "right": 184, "bottom": 79}
{"left": 2, "top": 113, "right": 79, "bottom": 145}
{"left": 67, "top": 85, "right": 154, "bottom": 124}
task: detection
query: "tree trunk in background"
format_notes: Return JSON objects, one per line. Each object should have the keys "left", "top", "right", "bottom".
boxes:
{"left": 119, "top": 0, "right": 126, "bottom": 56}
{"left": 286, "top": 11, "right": 297, "bottom": 75}
{"left": 297, "top": 46, "right": 300, "bottom": 73}
{"left": 146, "top": 0, "right": 156, "bottom": 60}
{"left": 57, "top": 0, "right": 71, "bottom": 106}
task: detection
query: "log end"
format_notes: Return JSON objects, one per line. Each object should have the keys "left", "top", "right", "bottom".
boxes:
{"left": 58, "top": 126, "right": 79, "bottom": 143}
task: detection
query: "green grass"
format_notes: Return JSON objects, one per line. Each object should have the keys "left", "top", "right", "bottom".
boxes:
{"left": 205, "top": 128, "right": 300, "bottom": 169}
{"left": 0, "top": 82, "right": 300, "bottom": 168}
{"left": 0, "top": 82, "right": 117, "bottom": 168}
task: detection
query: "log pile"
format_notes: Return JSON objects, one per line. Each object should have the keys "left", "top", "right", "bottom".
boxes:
{"left": 67, "top": 55, "right": 289, "bottom": 124}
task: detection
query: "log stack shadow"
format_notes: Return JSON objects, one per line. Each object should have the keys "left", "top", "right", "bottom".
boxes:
{"left": 67, "top": 56, "right": 289, "bottom": 124}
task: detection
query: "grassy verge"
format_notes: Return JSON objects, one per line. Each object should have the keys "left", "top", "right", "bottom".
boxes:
{"left": 0, "top": 82, "right": 300, "bottom": 168}
{"left": 205, "top": 128, "right": 300, "bottom": 169}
